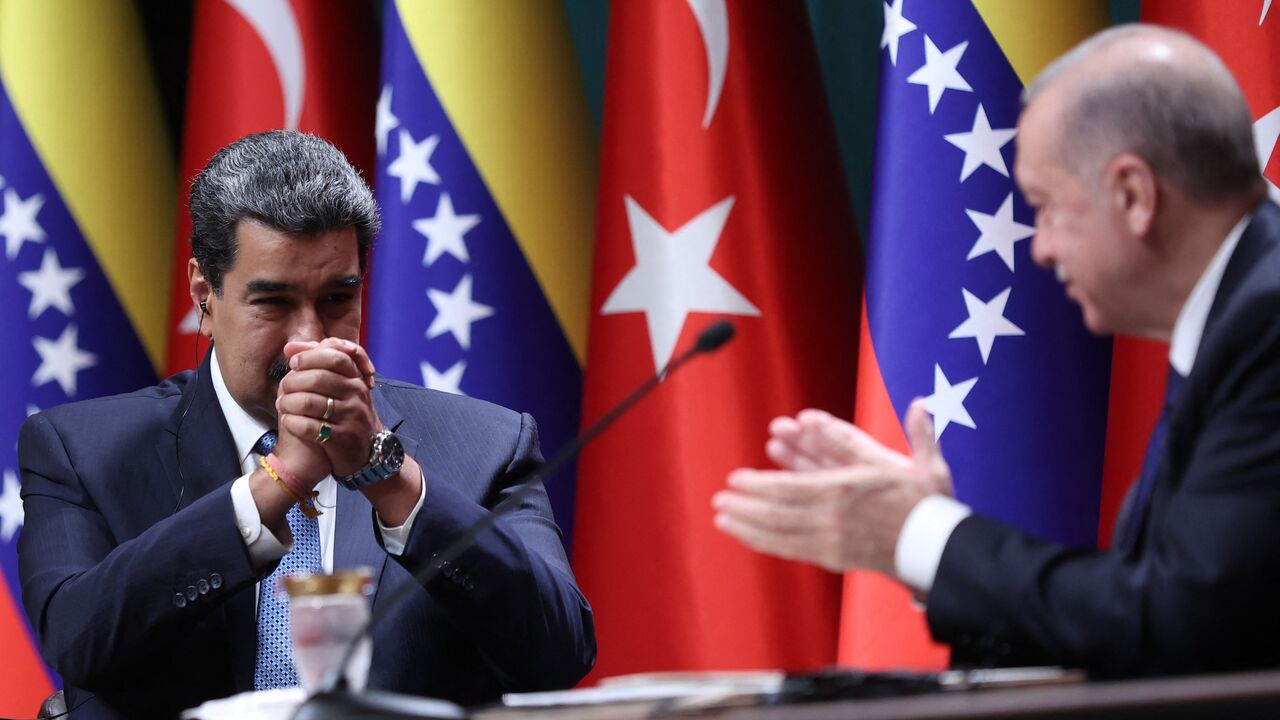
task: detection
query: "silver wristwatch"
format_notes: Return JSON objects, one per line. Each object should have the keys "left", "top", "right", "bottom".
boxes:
{"left": 338, "top": 429, "right": 405, "bottom": 491}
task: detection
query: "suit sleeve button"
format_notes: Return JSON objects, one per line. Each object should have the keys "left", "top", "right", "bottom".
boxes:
{"left": 185, "top": 585, "right": 199, "bottom": 601}
{"left": 197, "top": 579, "right": 210, "bottom": 595}
{"left": 210, "top": 573, "right": 223, "bottom": 589}
{"left": 174, "top": 593, "right": 187, "bottom": 608}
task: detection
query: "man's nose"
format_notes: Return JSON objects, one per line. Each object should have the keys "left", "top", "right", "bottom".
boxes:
{"left": 290, "top": 307, "right": 325, "bottom": 343}
{"left": 1029, "top": 230, "right": 1053, "bottom": 269}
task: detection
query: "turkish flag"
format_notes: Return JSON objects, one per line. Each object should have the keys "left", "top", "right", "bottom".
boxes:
{"left": 572, "top": 1, "right": 860, "bottom": 680}
{"left": 163, "top": 0, "right": 376, "bottom": 375}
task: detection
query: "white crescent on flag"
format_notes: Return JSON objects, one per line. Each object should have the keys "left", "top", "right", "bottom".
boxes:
{"left": 225, "top": 0, "right": 305, "bottom": 130}
{"left": 686, "top": 0, "right": 728, "bottom": 129}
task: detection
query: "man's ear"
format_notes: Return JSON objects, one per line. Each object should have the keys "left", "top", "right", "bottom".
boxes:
{"left": 1106, "top": 153, "right": 1158, "bottom": 239}
{"left": 187, "top": 258, "right": 215, "bottom": 340}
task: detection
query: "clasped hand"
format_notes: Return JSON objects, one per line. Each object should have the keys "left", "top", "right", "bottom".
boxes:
{"left": 270, "top": 337, "right": 380, "bottom": 485}
{"left": 712, "top": 400, "right": 953, "bottom": 577}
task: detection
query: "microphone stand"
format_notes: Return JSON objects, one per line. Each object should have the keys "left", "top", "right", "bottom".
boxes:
{"left": 292, "top": 320, "right": 737, "bottom": 720}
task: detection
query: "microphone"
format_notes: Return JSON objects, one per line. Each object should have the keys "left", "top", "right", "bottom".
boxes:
{"left": 293, "top": 320, "right": 737, "bottom": 719}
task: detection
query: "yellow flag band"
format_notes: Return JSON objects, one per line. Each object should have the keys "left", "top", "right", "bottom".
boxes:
{"left": 972, "top": 0, "right": 1111, "bottom": 86}
{"left": 0, "top": 0, "right": 175, "bottom": 373}
{"left": 397, "top": 0, "right": 596, "bottom": 366}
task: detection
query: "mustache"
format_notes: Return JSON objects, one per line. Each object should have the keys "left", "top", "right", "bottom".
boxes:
{"left": 267, "top": 358, "right": 291, "bottom": 383}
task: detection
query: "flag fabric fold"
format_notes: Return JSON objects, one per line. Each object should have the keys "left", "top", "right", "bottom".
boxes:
{"left": 573, "top": 0, "right": 860, "bottom": 680}
{"left": 0, "top": 0, "right": 173, "bottom": 712}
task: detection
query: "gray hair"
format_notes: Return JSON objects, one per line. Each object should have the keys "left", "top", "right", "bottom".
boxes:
{"left": 1026, "top": 24, "right": 1264, "bottom": 202}
{"left": 189, "top": 130, "right": 380, "bottom": 292}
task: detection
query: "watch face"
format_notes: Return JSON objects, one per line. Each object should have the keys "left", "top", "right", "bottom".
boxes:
{"left": 377, "top": 432, "right": 405, "bottom": 471}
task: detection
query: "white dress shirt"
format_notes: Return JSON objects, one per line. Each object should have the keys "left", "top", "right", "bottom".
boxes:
{"left": 896, "top": 212, "right": 1253, "bottom": 595}
{"left": 213, "top": 351, "right": 426, "bottom": 571}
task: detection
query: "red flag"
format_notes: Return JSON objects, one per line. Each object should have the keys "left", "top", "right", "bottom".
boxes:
{"left": 162, "top": 0, "right": 376, "bottom": 374}
{"left": 572, "top": 1, "right": 859, "bottom": 680}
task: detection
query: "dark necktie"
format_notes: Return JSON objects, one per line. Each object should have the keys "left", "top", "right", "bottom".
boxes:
{"left": 250, "top": 430, "right": 322, "bottom": 689}
{"left": 1117, "top": 367, "right": 1185, "bottom": 553}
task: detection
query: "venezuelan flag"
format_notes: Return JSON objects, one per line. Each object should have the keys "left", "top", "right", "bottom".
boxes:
{"left": 840, "top": 0, "right": 1113, "bottom": 669}
{"left": 366, "top": 1, "right": 595, "bottom": 544}
{"left": 0, "top": 0, "right": 173, "bottom": 712}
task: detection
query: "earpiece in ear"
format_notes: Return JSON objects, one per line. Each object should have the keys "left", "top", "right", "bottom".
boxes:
{"left": 199, "top": 300, "right": 208, "bottom": 314}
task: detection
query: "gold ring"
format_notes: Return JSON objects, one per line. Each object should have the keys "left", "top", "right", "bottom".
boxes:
{"left": 316, "top": 422, "right": 331, "bottom": 444}
{"left": 322, "top": 396, "right": 334, "bottom": 421}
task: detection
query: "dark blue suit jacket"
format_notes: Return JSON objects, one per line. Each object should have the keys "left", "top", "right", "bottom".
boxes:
{"left": 927, "top": 200, "right": 1280, "bottom": 677}
{"left": 17, "top": 357, "right": 595, "bottom": 718}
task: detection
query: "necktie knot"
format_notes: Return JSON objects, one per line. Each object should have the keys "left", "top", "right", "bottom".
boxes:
{"left": 254, "top": 430, "right": 278, "bottom": 457}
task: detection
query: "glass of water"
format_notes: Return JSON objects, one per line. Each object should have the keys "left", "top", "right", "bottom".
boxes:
{"left": 283, "top": 568, "right": 374, "bottom": 693}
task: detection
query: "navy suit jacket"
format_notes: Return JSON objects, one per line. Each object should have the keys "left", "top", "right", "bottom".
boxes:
{"left": 18, "top": 357, "right": 595, "bottom": 718}
{"left": 927, "top": 200, "right": 1280, "bottom": 677}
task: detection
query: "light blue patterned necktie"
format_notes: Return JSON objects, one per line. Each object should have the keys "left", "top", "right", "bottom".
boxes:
{"left": 252, "top": 431, "right": 322, "bottom": 690}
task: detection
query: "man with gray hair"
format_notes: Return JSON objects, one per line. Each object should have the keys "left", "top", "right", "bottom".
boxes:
{"left": 714, "top": 25, "right": 1280, "bottom": 676}
{"left": 19, "top": 130, "right": 595, "bottom": 718}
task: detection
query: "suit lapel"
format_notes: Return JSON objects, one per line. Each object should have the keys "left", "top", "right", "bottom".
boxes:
{"left": 161, "top": 351, "right": 261, "bottom": 693}
{"left": 1143, "top": 202, "right": 1280, "bottom": 550}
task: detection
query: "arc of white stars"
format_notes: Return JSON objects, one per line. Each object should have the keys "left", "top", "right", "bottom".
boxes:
{"left": 965, "top": 192, "right": 1034, "bottom": 272}
{"left": 906, "top": 35, "right": 971, "bottom": 114}
{"left": 1, "top": 188, "right": 47, "bottom": 260}
{"left": 881, "top": 0, "right": 917, "bottom": 66}
{"left": 944, "top": 104, "right": 1016, "bottom": 181}
{"left": 387, "top": 129, "right": 441, "bottom": 204}
{"left": 376, "top": 84, "right": 400, "bottom": 157}
{"left": 421, "top": 359, "right": 466, "bottom": 395}
{"left": 602, "top": 195, "right": 760, "bottom": 373}
{"left": 948, "top": 287, "right": 1025, "bottom": 363}
{"left": 922, "top": 364, "right": 978, "bottom": 441}
{"left": 0, "top": 469, "right": 22, "bottom": 543}
{"left": 413, "top": 193, "right": 481, "bottom": 266}
{"left": 32, "top": 323, "right": 98, "bottom": 397}
{"left": 19, "top": 248, "right": 85, "bottom": 318}
{"left": 426, "top": 275, "right": 494, "bottom": 350}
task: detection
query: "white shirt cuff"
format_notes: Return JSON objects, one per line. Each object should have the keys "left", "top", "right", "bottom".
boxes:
{"left": 895, "top": 494, "right": 972, "bottom": 595}
{"left": 230, "top": 473, "right": 290, "bottom": 569}
{"left": 376, "top": 467, "right": 427, "bottom": 556}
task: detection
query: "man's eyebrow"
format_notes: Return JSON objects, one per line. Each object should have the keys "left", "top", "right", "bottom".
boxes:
{"left": 328, "top": 275, "right": 363, "bottom": 289}
{"left": 245, "top": 279, "right": 294, "bottom": 294}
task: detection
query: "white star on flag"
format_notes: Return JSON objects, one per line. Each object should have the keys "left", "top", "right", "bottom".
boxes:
{"left": 18, "top": 248, "right": 84, "bottom": 319}
{"left": 421, "top": 359, "right": 466, "bottom": 395}
{"left": 414, "top": 193, "right": 481, "bottom": 266}
{"left": 0, "top": 469, "right": 22, "bottom": 543}
{"left": 906, "top": 35, "right": 971, "bottom": 114}
{"left": 426, "top": 274, "right": 494, "bottom": 349}
{"left": 376, "top": 84, "right": 400, "bottom": 157}
{"left": 949, "top": 287, "right": 1025, "bottom": 363}
{"left": 32, "top": 324, "right": 98, "bottom": 396}
{"left": 1252, "top": 105, "right": 1280, "bottom": 203}
{"left": 965, "top": 192, "right": 1035, "bottom": 272}
{"left": 602, "top": 195, "right": 760, "bottom": 373}
{"left": 881, "top": 0, "right": 917, "bottom": 66}
{"left": 923, "top": 364, "right": 977, "bottom": 441}
{"left": 1, "top": 187, "right": 47, "bottom": 260}
{"left": 944, "top": 104, "right": 1016, "bottom": 181}
{"left": 387, "top": 129, "right": 441, "bottom": 204}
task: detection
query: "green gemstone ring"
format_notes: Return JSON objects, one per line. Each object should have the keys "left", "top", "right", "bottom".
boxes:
{"left": 316, "top": 422, "right": 332, "bottom": 444}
